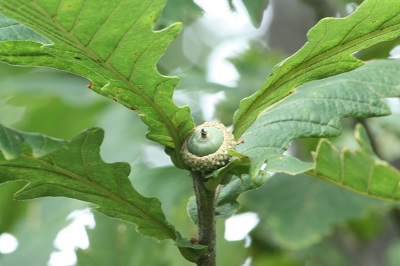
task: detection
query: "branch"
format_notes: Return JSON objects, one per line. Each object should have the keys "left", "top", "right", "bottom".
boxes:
{"left": 191, "top": 171, "right": 217, "bottom": 266}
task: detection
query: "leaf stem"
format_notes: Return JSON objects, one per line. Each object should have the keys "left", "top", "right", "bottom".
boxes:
{"left": 191, "top": 171, "right": 217, "bottom": 266}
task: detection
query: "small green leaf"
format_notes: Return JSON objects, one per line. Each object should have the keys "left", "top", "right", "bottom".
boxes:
{"left": 214, "top": 174, "right": 268, "bottom": 220}
{"left": 0, "top": 125, "right": 65, "bottom": 160}
{"left": 233, "top": 0, "right": 400, "bottom": 139}
{"left": 308, "top": 124, "right": 400, "bottom": 201}
{"left": 0, "top": 0, "right": 195, "bottom": 168}
{"left": 188, "top": 174, "right": 268, "bottom": 223}
{"left": 236, "top": 59, "right": 400, "bottom": 178}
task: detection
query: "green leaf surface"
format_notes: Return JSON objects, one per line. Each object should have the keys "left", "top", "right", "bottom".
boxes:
{"left": 242, "top": 0, "right": 270, "bottom": 28}
{"left": 247, "top": 173, "right": 387, "bottom": 249}
{"left": 266, "top": 155, "right": 314, "bottom": 175}
{"left": 0, "top": 0, "right": 195, "bottom": 168}
{"left": 236, "top": 59, "right": 400, "bottom": 178}
{"left": 233, "top": 0, "right": 400, "bottom": 139}
{"left": 308, "top": 124, "right": 400, "bottom": 201}
{"left": 0, "top": 125, "right": 176, "bottom": 241}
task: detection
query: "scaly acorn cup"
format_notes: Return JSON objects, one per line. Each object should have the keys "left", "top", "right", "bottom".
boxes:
{"left": 181, "top": 122, "right": 236, "bottom": 173}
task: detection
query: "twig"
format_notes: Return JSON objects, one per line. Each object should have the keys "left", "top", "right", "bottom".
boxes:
{"left": 191, "top": 171, "right": 217, "bottom": 266}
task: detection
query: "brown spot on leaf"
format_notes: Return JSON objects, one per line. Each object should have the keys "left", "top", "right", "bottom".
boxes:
{"left": 190, "top": 238, "right": 199, "bottom": 244}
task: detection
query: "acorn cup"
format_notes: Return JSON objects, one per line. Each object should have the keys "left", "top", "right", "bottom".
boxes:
{"left": 181, "top": 122, "right": 236, "bottom": 173}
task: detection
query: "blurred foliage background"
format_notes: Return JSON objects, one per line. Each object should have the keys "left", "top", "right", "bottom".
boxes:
{"left": 1, "top": 0, "right": 400, "bottom": 265}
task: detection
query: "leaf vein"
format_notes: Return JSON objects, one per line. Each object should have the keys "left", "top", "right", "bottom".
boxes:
{"left": 53, "top": 0, "right": 65, "bottom": 21}
{"left": 69, "top": 0, "right": 89, "bottom": 34}
{"left": 104, "top": 1, "right": 154, "bottom": 64}
{"left": 85, "top": 0, "right": 124, "bottom": 49}
{"left": 340, "top": 0, "right": 378, "bottom": 45}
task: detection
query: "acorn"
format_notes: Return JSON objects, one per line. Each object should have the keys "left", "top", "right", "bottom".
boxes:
{"left": 181, "top": 122, "right": 236, "bottom": 173}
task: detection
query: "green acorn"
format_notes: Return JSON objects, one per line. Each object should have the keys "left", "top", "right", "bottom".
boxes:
{"left": 181, "top": 122, "right": 236, "bottom": 173}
